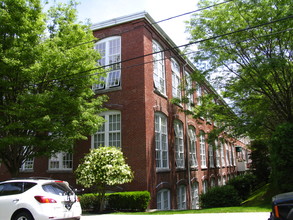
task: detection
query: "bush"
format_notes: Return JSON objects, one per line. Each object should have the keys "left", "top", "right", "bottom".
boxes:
{"left": 200, "top": 185, "right": 241, "bottom": 208}
{"left": 78, "top": 193, "right": 100, "bottom": 211}
{"left": 108, "top": 191, "right": 151, "bottom": 211}
{"left": 227, "top": 174, "right": 257, "bottom": 200}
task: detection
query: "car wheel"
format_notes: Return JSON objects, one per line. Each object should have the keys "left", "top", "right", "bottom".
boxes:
{"left": 13, "top": 211, "right": 34, "bottom": 220}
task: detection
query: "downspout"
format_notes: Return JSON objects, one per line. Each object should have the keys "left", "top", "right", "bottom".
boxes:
{"left": 182, "top": 61, "right": 192, "bottom": 209}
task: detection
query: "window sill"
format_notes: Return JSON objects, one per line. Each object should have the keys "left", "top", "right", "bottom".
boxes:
{"left": 94, "top": 86, "right": 122, "bottom": 94}
{"left": 47, "top": 170, "right": 73, "bottom": 173}
{"left": 156, "top": 168, "right": 171, "bottom": 173}
{"left": 154, "top": 88, "right": 168, "bottom": 99}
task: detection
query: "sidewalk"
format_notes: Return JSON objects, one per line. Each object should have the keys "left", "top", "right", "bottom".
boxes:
{"left": 82, "top": 212, "right": 270, "bottom": 220}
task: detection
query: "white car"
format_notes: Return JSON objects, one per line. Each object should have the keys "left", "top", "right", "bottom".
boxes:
{"left": 0, "top": 178, "right": 82, "bottom": 220}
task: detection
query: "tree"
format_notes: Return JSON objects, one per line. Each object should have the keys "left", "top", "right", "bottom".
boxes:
{"left": 75, "top": 146, "right": 134, "bottom": 212}
{"left": 186, "top": 0, "right": 292, "bottom": 137}
{"left": 0, "top": 0, "right": 107, "bottom": 176}
{"left": 185, "top": 0, "right": 293, "bottom": 191}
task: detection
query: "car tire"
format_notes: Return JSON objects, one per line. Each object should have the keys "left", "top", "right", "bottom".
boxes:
{"left": 13, "top": 211, "right": 34, "bottom": 220}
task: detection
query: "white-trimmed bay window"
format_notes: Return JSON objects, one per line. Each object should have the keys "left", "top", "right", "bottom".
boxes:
{"left": 49, "top": 152, "right": 73, "bottom": 171}
{"left": 92, "top": 110, "right": 121, "bottom": 148}
{"left": 174, "top": 120, "right": 184, "bottom": 168}
{"left": 200, "top": 131, "right": 207, "bottom": 168}
{"left": 157, "top": 189, "right": 170, "bottom": 210}
{"left": 155, "top": 112, "right": 169, "bottom": 169}
{"left": 177, "top": 185, "right": 187, "bottom": 210}
{"left": 188, "top": 126, "right": 198, "bottom": 168}
{"left": 153, "top": 40, "right": 166, "bottom": 95}
{"left": 93, "top": 36, "right": 121, "bottom": 90}
{"left": 171, "top": 58, "right": 181, "bottom": 99}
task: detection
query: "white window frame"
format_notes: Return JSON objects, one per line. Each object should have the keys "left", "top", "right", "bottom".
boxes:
{"left": 92, "top": 110, "right": 121, "bottom": 148}
{"left": 186, "top": 72, "right": 194, "bottom": 110}
{"left": 153, "top": 40, "right": 166, "bottom": 95}
{"left": 188, "top": 126, "right": 198, "bottom": 168}
{"left": 48, "top": 152, "right": 73, "bottom": 171}
{"left": 209, "top": 144, "right": 214, "bottom": 168}
{"left": 155, "top": 112, "right": 169, "bottom": 169}
{"left": 171, "top": 58, "right": 181, "bottom": 99}
{"left": 157, "top": 189, "right": 170, "bottom": 210}
{"left": 21, "top": 158, "right": 34, "bottom": 171}
{"left": 200, "top": 131, "right": 207, "bottom": 168}
{"left": 202, "top": 179, "right": 208, "bottom": 194}
{"left": 93, "top": 36, "right": 121, "bottom": 91}
{"left": 174, "top": 120, "right": 184, "bottom": 168}
{"left": 220, "top": 142, "right": 226, "bottom": 167}
{"left": 196, "top": 84, "right": 202, "bottom": 106}
{"left": 191, "top": 182, "right": 200, "bottom": 209}
{"left": 215, "top": 139, "right": 221, "bottom": 167}
{"left": 177, "top": 185, "right": 187, "bottom": 210}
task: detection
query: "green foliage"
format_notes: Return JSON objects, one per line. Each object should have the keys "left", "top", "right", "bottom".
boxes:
{"left": 0, "top": 0, "right": 107, "bottom": 176}
{"left": 108, "top": 191, "right": 151, "bottom": 211}
{"left": 227, "top": 174, "right": 257, "bottom": 200}
{"left": 186, "top": 0, "right": 293, "bottom": 138}
{"left": 79, "top": 191, "right": 150, "bottom": 213}
{"left": 78, "top": 193, "right": 102, "bottom": 212}
{"left": 75, "top": 147, "right": 134, "bottom": 189}
{"left": 75, "top": 146, "right": 134, "bottom": 211}
{"left": 270, "top": 123, "right": 293, "bottom": 193}
{"left": 250, "top": 140, "right": 270, "bottom": 184}
{"left": 200, "top": 185, "right": 241, "bottom": 208}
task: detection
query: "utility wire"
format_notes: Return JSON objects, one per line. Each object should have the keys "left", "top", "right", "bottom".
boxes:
{"left": 70, "top": 14, "right": 293, "bottom": 76}
{"left": 72, "top": 0, "right": 234, "bottom": 48}
{"left": 36, "top": 22, "right": 293, "bottom": 86}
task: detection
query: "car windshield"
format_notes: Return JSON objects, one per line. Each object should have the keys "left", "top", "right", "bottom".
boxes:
{"left": 42, "top": 182, "right": 74, "bottom": 196}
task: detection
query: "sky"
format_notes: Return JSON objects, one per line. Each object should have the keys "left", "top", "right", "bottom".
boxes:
{"left": 44, "top": 0, "right": 199, "bottom": 46}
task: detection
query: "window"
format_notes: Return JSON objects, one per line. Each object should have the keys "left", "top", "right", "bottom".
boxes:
{"left": 202, "top": 179, "right": 208, "bottom": 194}
{"left": 177, "top": 185, "right": 187, "bottom": 210}
{"left": 157, "top": 189, "right": 170, "bottom": 210}
{"left": 21, "top": 158, "right": 34, "bottom": 171}
{"left": 174, "top": 120, "right": 184, "bottom": 168}
{"left": 225, "top": 142, "right": 231, "bottom": 166}
{"left": 210, "top": 177, "right": 216, "bottom": 188}
{"left": 209, "top": 144, "right": 214, "bottom": 168}
{"left": 92, "top": 110, "right": 121, "bottom": 148}
{"left": 0, "top": 182, "right": 36, "bottom": 196}
{"left": 186, "top": 72, "right": 194, "bottom": 110}
{"left": 93, "top": 36, "right": 121, "bottom": 90}
{"left": 153, "top": 41, "right": 166, "bottom": 94}
{"left": 49, "top": 152, "right": 73, "bottom": 170}
{"left": 191, "top": 182, "right": 199, "bottom": 209}
{"left": 200, "top": 131, "right": 207, "bottom": 168}
{"left": 155, "top": 113, "right": 168, "bottom": 169}
{"left": 188, "top": 126, "right": 198, "bottom": 168}
{"left": 171, "top": 58, "right": 181, "bottom": 98}
{"left": 215, "top": 139, "right": 221, "bottom": 167}
{"left": 196, "top": 84, "right": 202, "bottom": 105}
{"left": 220, "top": 142, "right": 226, "bottom": 167}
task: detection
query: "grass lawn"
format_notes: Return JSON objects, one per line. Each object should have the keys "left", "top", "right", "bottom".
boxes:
{"left": 112, "top": 184, "right": 272, "bottom": 215}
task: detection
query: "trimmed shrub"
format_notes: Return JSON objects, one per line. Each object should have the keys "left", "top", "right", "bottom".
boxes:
{"left": 108, "top": 191, "right": 151, "bottom": 211}
{"left": 79, "top": 193, "right": 108, "bottom": 212}
{"left": 227, "top": 174, "right": 257, "bottom": 200}
{"left": 200, "top": 185, "right": 241, "bottom": 208}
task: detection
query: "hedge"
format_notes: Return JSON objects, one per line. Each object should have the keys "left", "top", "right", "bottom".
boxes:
{"left": 79, "top": 191, "right": 150, "bottom": 212}
{"left": 200, "top": 185, "right": 241, "bottom": 208}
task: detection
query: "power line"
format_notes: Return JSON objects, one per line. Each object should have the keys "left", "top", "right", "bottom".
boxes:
{"left": 154, "top": 0, "right": 233, "bottom": 24}
{"left": 36, "top": 19, "right": 293, "bottom": 86}
{"left": 72, "top": 0, "right": 234, "bottom": 48}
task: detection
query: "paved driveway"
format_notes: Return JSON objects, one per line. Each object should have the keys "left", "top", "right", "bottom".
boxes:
{"left": 81, "top": 212, "right": 270, "bottom": 220}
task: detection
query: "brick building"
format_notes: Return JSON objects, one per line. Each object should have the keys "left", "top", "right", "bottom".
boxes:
{"left": 0, "top": 12, "right": 250, "bottom": 210}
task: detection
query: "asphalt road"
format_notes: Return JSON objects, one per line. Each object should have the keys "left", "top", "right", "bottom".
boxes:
{"left": 81, "top": 212, "right": 270, "bottom": 220}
